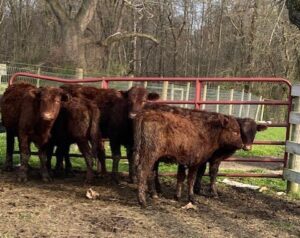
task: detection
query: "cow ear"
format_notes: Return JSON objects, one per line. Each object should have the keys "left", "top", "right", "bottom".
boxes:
{"left": 208, "top": 115, "right": 229, "bottom": 128}
{"left": 28, "top": 88, "right": 41, "bottom": 98}
{"left": 120, "top": 90, "right": 128, "bottom": 98}
{"left": 257, "top": 124, "right": 268, "bottom": 131}
{"left": 147, "top": 92, "right": 160, "bottom": 101}
{"left": 61, "top": 92, "right": 71, "bottom": 102}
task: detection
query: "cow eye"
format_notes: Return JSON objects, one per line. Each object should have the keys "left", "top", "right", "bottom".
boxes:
{"left": 233, "top": 131, "right": 239, "bottom": 136}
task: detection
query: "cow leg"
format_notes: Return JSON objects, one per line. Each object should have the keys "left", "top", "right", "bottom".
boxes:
{"left": 187, "top": 165, "right": 198, "bottom": 204}
{"left": 3, "top": 129, "right": 15, "bottom": 171}
{"left": 97, "top": 141, "right": 106, "bottom": 176}
{"left": 175, "top": 164, "right": 186, "bottom": 201}
{"left": 153, "top": 161, "right": 161, "bottom": 194}
{"left": 63, "top": 145, "right": 74, "bottom": 177}
{"left": 18, "top": 135, "right": 30, "bottom": 182}
{"left": 54, "top": 146, "right": 64, "bottom": 177}
{"left": 110, "top": 141, "right": 121, "bottom": 183}
{"left": 148, "top": 167, "right": 158, "bottom": 199}
{"left": 77, "top": 141, "right": 94, "bottom": 184}
{"left": 126, "top": 147, "right": 136, "bottom": 183}
{"left": 209, "top": 160, "right": 222, "bottom": 197}
{"left": 46, "top": 143, "right": 55, "bottom": 176}
{"left": 194, "top": 162, "right": 207, "bottom": 195}
{"left": 137, "top": 159, "right": 153, "bottom": 208}
{"left": 38, "top": 148, "right": 52, "bottom": 182}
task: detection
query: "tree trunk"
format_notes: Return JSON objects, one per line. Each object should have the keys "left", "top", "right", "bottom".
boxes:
{"left": 62, "top": 22, "right": 86, "bottom": 68}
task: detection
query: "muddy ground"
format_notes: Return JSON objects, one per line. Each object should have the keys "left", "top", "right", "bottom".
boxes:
{"left": 0, "top": 169, "right": 299, "bottom": 238}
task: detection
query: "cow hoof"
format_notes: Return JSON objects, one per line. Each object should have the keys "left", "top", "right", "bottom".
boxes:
{"left": 128, "top": 176, "right": 137, "bottom": 184}
{"left": 138, "top": 200, "right": 147, "bottom": 208}
{"left": 42, "top": 174, "right": 52, "bottom": 182}
{"left": 2, "top": 165, "right": 13, "bottom": 172}
{"left": 65, "top": 170, "right": 76, "bottom": 178}
{"left": 188, "top": 195, "right": 196, "bottom": 204}
{"left": 17, "top": 175, "right": 28, "bottom": 183}
{"left": 111, "top": 176, "right": 120, "bottom": 185}
{"left": 151, "top": 194, "right": 159, "bottom": 199}
{"left": 174, "top": 195, "right": 181, "bottom": 201}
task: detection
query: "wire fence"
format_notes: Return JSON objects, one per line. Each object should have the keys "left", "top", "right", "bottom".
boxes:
{"left": 0, "top": 61, "right": 290, "bottom": 122}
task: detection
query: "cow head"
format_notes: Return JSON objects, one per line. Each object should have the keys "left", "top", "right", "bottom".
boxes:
{"left": 34, "top": 87, "right": 70, "bottom": 122}
{"left": 210, "top": 114, "right": 243, "bottom": 150}
{"left": 121, "top": 86, "right": 160, "bottom": 119}
{"left": 237, "top": 118, "right": 268, "bottom": 151}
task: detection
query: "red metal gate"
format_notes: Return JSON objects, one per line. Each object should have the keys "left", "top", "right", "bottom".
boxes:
{"left": 8, "top": 72, "right": 292, "bottom": 178}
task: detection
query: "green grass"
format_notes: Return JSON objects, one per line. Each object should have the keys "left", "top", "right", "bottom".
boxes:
{"left": 236, "top": 127, "right": 286, "bottom": 158}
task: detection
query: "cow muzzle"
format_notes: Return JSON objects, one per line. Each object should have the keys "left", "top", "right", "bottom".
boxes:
{"left": 129, "top": 112, "right": 137, "bottom": 119}
{"left": 41, "top": 112, "right": 55, "bottom": 121}
{"left": 243, "top": 144, "right": 252, "bottom": 151}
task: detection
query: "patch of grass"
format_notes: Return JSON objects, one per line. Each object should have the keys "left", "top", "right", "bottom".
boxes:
{"left": 235, "top": 127, "right": 286, "bottom": 158}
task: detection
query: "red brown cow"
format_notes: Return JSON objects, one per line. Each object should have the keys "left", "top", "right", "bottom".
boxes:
{"left": 60, "top": 84, "right": 159, "bottom": 183}
{"left": 0, "top": 82, "right": 68, "bottom": 182}
{"left": 193, "top": 118, "right": 268, "bottom": 197}
{"left": 133, "top": 109, "right": 243, "bottom": 207}
{"left": 140, "top": 104, "right": 268, "bottom": 198}
{"left": 46, "top": 97, "right": 102, "bottom": 183}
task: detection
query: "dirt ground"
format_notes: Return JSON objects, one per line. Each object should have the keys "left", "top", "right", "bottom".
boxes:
{"left": 0, "top": 169, "right": 299, "bottom": 238}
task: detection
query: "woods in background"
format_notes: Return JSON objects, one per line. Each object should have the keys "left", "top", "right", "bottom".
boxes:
{"left": 0, "top": 0, "right": 300, "bottom": 81}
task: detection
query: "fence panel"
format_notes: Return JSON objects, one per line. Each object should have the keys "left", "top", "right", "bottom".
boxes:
{"left": 284, "top": 88, "right": 300, "bottom": 193}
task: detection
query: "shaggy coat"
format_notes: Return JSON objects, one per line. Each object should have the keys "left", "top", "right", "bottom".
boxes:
{"left": 142, "top": 104, "right": 268, "bottom": 197}
{"left": 133, "top": 109, "right": 243, "bottom": 207}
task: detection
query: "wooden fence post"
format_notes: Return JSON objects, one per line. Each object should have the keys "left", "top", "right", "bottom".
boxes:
{"left": 75, "top": 68, "right": 83, "bottom": 79}
{"left": 185, "top": 82, "right": 190, "bottom": 108}
{"left": 228, "top": 88, "right": 234, "bottom": 115}
{"left": 238, "top": 89, "right": 245, "bottom": 117}
{"left": 216, "top": 85, "right": 220, "bottom": 113}
{"left": 255, "top": 96, "right": 263, "bottom": 121}
{"left": 246, "top": 92, "right": 252, "bottom": 117}
{"left": 287, "top": 96, "right": 300, "bottom": 194}
{"left": 202, "top": 84, "right": 207, "bottom": 110}
{"left": 37, "top": 67, "right": 41, "bottom": 87}
{"left": 162, "top": 81, "right": 169, "bottom": 100}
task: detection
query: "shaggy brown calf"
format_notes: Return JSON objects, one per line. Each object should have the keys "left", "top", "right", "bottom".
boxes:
{"left": 60, "top": 84, "right": 159, "bottom": 183}
{"left": 1, "top": 82, "right": 68, "bottom": 182}
{"left": 133, "top": 109, "right": 243, "bottom": 207}
{"left": 141, "top": 104, "right": 268, "bottom": 198}
{"left": 46, "top": 97, "right": 103, "bottom": 183}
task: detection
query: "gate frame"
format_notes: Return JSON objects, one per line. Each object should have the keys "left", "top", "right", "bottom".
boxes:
{"left": 8, "top": 72, "right": 293, "bottom": 179}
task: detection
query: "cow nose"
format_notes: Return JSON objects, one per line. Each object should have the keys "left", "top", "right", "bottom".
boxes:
{"left": 42, "top": 113, "right": 54, "bottom": 121}
{"left": 129, "top": 112, "right": 137, "bottom": 119}
{"left": 243, "top": 144, "right": 252, "bottom": 151}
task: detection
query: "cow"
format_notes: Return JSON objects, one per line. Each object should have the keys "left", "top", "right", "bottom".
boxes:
{"left": 60, "top": 84, "right": 159, "bottom": 183}
{"left": 0, "top": 82, "right": 69, "bottom": 182}
{"left": 140, "top": 104, "right": 268, "bottom": 198}
{"left": 45, "top": 96, "right": 103, "bottom": 183}
{"left": 133, "top": 109, "right": 243, "bottom": 207}
{"left": 193, "top": 118, "right": 268, "bottom": 197}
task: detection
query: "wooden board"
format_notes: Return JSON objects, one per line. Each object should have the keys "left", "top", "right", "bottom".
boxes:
{"left": 285, "top": 141, "right": 300, "bottom": 156}
{"left": 289, "top": 112, "right": 300, "bottom": 124}
{"left": 292, "top": 85, "right": 300, "bottom": 97}
{"left": 283, "top": 168, "right": 300, "bottom": 184}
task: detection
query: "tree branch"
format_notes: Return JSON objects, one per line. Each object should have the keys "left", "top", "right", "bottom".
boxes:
{"left": 96, "top": 32, "right": 159, "bottom": 47}
{"left": 76, "top": 0, "right": 98, "bottom": 32}
{"left": 44, "top": 0, "right": 68, "bottom": 25}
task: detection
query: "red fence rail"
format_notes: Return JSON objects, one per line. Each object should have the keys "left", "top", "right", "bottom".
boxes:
{"left": 8, "top": 72, "right": 292, "bottom": 178}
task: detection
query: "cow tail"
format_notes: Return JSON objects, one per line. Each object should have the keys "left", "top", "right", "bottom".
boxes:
{"left": 133, "top": 114, "right": 143, "bottom": 169}
{"left": 89, "top": 105, "right": 101, "bottom": 159}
